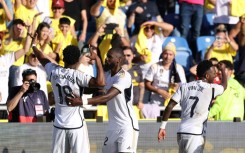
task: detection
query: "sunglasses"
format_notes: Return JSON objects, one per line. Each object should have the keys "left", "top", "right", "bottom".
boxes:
{"left": 216, "top": 29, "right": 227, "bottom": 33}
{"left": 144, "top": 26, "right": 155, "bottom": 30}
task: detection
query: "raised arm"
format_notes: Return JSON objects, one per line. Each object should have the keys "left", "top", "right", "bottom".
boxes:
{"left": 87, "top": 45, "right": 105, "bottom": 87}
{"left": 14, "top": 26, "right": 32, "bottom": 60}
{"left": 0, "top": 0, "right": 13, "bottom": 21}
{"left": 229, "top": 21, "right": 241, "bottom": 42}
{"left": 7, "top": 82, "right": 29, "bottom": 112}
{"left": 87, "top": 24, "right": 105, "bottom": 47}
{"left": 141, "top": 21, "right": 174, "bottom": 37}
{"left": 32, "top": 45, "right": 51, "bottom": 67}
{"left": 79, "top": 9, "right": 88, "bottom": 42}
{"left": 90, "top": 0, "right": 103, "bottom": 17}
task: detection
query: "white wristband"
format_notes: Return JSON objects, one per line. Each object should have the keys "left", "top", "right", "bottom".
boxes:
{"left": 82, "top": 97, "right": 88, "bottom": 105}
{"left": 160, "top": 121, "right": 167, "bottom": 129}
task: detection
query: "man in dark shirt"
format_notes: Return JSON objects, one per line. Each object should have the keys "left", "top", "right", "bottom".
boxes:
{"left": 7, "top": 69, "right": 49, "bottom": 122}
{"left": 127, "top": 0, "right": 162, "bottom": 35}
{"left": 63, "top": 0, "right": 88, "bottom": 42}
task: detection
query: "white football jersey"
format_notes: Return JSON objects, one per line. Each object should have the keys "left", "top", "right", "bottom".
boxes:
{"left": 0, "top": 53, "right": 15, "bottom": 104}
{"left": 104, "top": 69, "right": 139, "bottom": 131}
{"left": 45, "top": 63, "right": 92, "bottom": 129}
{"left": 171, "top": 80, "right": 224, "bottom": 135}
{"left": 145, "top": 61, "right": 186, "bottom": 105}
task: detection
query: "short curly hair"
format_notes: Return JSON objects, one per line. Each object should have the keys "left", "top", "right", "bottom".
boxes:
{"left": 63, "top": 45, "right": 81, "bottom": 65}
{"left": 196, "top": 60, "right": 213, "bottom": 78}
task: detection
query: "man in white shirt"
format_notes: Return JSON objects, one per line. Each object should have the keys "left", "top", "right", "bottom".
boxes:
{"left": 158, "top": 60, "right": 228, "bottom": 153}
{"left": 143, "top": 42, "right": 186, "bottom": 118}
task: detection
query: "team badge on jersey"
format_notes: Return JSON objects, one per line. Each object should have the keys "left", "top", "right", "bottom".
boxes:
{"left": 118, "top": 70, "right": 125, "bottom": 78}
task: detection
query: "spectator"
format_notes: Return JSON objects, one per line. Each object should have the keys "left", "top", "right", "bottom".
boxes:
{"left": 52, "top": 17, "right": 78, "bottom": 67}
{"left": 2, "top": 19, "right": 27, "bottom": 89}
{"left": 178, "top": 0, "right": 204, "bottom": 58}
{"left": 7, "top": 69, "right": 49, "bottom": 122}
{"left": 131, "top": 20, "right": 173, "bottom": 78}
{"left": 213, "top": 0, "right": 239, "bottom": 30}
{"left": 209, "top": 60, "right": 245, "bottom": 121}
{"left": 88, "top": 23, "right": 130, "bottom": 63}
{"left": 144, "top": 42, "right": 186, "bottom": 118}
{"left": 46, "top": 0, "right": 76, "bottom": 37}
{"left": 122, "top": 46, "right": 144, "bottom": 107}
{"left": 205, "top": 25, "right": 238, "bottom": 63}
{"left": 156, "top": 0, "right": 176, "bottom": 19}
{"left": 90, "top": 0, "right": 128, "bottom": 37}
{"left": 30, "top": 22, "right": 54, "bottom": 57}
{"left": 90, "top": 0, "right": 129, "bottom": 63}
{"left": 0, "top": 21, "right": 31, "bottom": 104}
{"left": 127, "top": 0, "right": 163, "bottom": 35}
{"left": 229, "top": 14, "right": 245, "bottom": 87}
{"left": 14, "top": 0, "right": 41, "bottom": 30}
{"left": 63, "top": 0, "right": 88, "bottom": 43}
{"left": 13, "top": 53, "right": 48, "bottom": 98}
{"left": 158, "top": 60, "right": 228, "bottom": 153}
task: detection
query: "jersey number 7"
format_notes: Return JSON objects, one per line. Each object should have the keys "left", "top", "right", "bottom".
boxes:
{"left": 189, "top": 96, "right": 199, "bottom": 118}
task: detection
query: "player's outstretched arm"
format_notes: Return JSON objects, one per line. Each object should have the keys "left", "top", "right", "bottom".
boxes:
{"left": 66, "top": 87, "right": 120, "bottom": 106}
{"left": 158, "top": 99, "right": 177, "bottom": 142}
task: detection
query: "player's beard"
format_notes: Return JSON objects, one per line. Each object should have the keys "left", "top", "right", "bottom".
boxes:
{"left": 104, "top": 62, "right": 115, "bottom": 72}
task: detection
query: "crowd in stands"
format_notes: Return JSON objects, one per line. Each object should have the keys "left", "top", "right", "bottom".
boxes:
{"left": 0, "top": 0, "right": 244, "bottom": 122}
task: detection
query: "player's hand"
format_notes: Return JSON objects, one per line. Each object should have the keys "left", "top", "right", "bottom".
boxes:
{"left": 66, "top": 94, "right": 82, "bottom": 106}
{"left": 137, "top": 102, "right": 144, "bottom": 110}
{"left": 158, "top": 128, "right": 166, "bottom": 142}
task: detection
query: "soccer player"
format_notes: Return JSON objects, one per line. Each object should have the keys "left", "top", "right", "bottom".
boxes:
{"left": 67, "top": 47, "right": 139, "bottom": 153}
{"left": 158, "top": 60, "right": 228, "bottom": 153}
{"left": 32, "top": 43, "right": 105, "bottom": 153}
